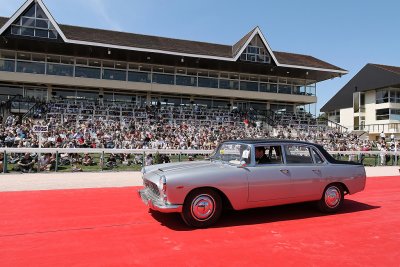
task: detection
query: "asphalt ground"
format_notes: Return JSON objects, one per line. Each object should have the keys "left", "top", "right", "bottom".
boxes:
{"left": 0, "top": 170, "right": 399, "bottom": 266}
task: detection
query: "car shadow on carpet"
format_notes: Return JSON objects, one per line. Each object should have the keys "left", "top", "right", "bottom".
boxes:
{"left": 149, "top": 199, "right": 380, "bottom": 231}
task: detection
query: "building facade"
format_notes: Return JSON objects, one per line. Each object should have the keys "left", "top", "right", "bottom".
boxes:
{"left": 0, "top": 0, "right": 346, "bottom": 116}
{"left": 321, "top": 64, "right": 400, "bottom": 139}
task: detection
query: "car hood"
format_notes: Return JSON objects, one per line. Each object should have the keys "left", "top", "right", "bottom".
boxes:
{"left": 159, "top": 161, "right": 219, "bottom": 172}
{"left": 142, "top": 161, "right": 230, "bottom": 183}
{"left": 144, "top": 160, "right": 221, "bottom": 174}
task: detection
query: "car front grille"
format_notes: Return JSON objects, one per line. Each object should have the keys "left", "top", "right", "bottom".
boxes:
{"left": 144, "top": 180, "right": 160, "bottom": 198}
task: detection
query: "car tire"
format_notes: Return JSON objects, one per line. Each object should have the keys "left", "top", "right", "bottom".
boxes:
{"left": 181, "top": 188, "right": 222, "bottom": 228}
{"left": 318, "top": 184, "right": 344, "bottom": 213}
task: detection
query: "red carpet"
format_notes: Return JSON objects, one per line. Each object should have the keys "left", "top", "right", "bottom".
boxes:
{"left": 0, "top": 176, "right": 399, "bottom": 267}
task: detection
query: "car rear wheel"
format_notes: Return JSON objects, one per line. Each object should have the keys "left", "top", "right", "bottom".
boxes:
{"left": 318, "top": 184, "right": 344, "bottom": 213}
{"left": 181, "top": 189, "right": 222, "bottom": 228}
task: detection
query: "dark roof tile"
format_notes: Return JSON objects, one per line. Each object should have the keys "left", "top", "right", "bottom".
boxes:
{"left": 0, "top": 16, "right": 344, "bottom": 71}
{"left": 371, "top": 64, "right": 400, "bottom": 75}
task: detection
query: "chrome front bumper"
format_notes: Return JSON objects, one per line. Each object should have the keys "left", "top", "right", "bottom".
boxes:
{"left": 138, "top": 188, "right": 182, "bottom": 213}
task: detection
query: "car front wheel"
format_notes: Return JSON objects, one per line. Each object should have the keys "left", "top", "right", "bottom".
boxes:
{"left": 181, "top": 189, "right": 222, "bottom": 228}
{"left": 318, "top": 184, "right": 344, "bottom": 213}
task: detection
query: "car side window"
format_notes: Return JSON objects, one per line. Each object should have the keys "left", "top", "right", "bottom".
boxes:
{"left": 255, "top": 145, "right": 283, "bottom": 165}
{"left": 311, "top": 148, "right": 325, "bottom": 164}
{"left": 284, "top": 145, "right": 313, "bottom": 164}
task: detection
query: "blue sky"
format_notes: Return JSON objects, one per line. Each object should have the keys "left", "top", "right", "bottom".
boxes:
{"left": 1, "top": 0, "right": 399, "bottom": 113}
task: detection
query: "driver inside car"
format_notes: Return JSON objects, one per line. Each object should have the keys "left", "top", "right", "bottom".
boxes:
{"left": 255, "top": 146, "right": 270, "bottom": 164}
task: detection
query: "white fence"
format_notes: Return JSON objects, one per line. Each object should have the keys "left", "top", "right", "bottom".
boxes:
{"left": 1, "top": 148, "right": 399, "bottom": 173}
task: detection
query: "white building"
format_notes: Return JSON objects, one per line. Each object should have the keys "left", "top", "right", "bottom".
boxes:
{"left": 321, "top": 64, "right": 400, "bottom": 139}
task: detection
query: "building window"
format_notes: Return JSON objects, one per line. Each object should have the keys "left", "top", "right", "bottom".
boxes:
{"left": 390, "top": 109, "right": 400, "bottom": 120}
{"left": 376, "top": 108, "right": 389, "bottom": 120}
{"left": 10, "top": 3, "right": 58, "bottom": 39}
{"left": 240, "top": 45, "right": 270, "bottom": 64}
{"left": 376, "top": 89, "right": 389, "bottom": 104}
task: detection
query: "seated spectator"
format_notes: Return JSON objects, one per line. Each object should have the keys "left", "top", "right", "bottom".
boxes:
{"left": 71, "top": 153, "right": 82, "bottom": 164}
{"left": 39, "top": 153, "right": 56, "bottom": 171}
{"left": 60, "top": 152, "right": 71, "bottom": 165}
{"left": 134, "top": 154, "right": 143, "bottom": 165}
{"left": 121, "top": 153, "right": 132, "bottom": 166}
{"left": 161, "top": 154, "right": 170, "bottom": 163}
{"left": 106, "top": 153, "right": 117, "bottom": 168}
{"left": 145, "top": 154, "right": 153, "bottom": 166}
{"left": 15, "top": 153, "right": 36, "bottom": 173}
{"left": 82, "top": 153, "right": 93, "bottom": 166}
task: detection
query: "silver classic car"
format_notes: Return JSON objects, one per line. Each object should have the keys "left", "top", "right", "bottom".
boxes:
{"left": 138, "top": 139, "right": 366, "bottom": 228}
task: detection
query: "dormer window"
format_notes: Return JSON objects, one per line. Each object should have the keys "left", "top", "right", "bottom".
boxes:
{"left": 10, "top": 3, "right": 58, "bottom": 39}
{"left": 240, "top": 45, "right": 270, "bottom": 63}
{"left": 239, "top": 34, "right": 272, "bottom": 64}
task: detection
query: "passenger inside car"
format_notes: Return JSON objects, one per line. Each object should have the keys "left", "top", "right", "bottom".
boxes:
{"left": 269, "top": 146, "right": 283, "bottom": 164}
{"left": 255, "top": 146, "right": 270, "bottom": 164}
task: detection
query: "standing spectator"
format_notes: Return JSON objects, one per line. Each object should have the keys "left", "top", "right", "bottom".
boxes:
{"left": 380, "top": 131, "right": 386, "bottom": 142}
{"left": 379, "top": 144, "right": 387, "bottom": 166}
{"left": 390, "top": 133, "right": 395, "bottom": 142}
{"left": 0, "top": 152, "right": 4, "bottom": 172}
{"left": 390, "top": 143, "right": 396, "bottom": 165}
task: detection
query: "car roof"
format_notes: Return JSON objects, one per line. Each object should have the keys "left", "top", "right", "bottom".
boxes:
{"left": 223, "top": 139, "right": 318, "bottom": 146}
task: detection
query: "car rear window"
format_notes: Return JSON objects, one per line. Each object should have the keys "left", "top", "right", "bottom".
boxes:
{"left": 284, "top": 145, "right": 313, "bottom": 164}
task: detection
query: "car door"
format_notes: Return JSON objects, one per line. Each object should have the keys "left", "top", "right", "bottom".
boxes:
{"left": 283, "top": 144, "right": 326, "bottom": 201}
{"left": 247, "top": 145, "right": 292, "bottom": 202}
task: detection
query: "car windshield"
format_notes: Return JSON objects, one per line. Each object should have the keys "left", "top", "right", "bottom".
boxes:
{"left": 210, "top": 142, "right": 251, "bottom": 165}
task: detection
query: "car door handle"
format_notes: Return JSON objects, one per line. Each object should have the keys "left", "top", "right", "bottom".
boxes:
{"left": 280, "top": 169, "right": 289, "bottom": 174}
{"left": 312, "top": 169, "right": 321, "bottom": 174}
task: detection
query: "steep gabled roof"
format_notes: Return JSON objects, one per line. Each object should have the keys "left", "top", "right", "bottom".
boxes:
{"left": 232, "top": 27, "right": 257, "bottom": 57}
{"left": 321, "top": 63, "right": 400, "bottom": 112}
{"left": 0, "top": 0, "right": 68, "bottom": 41}
{"left": 231, "top": 26, "right": 279, "bottom": 65}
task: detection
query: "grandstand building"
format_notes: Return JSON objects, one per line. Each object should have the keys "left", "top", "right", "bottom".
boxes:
{"left": 0, "top": 0, "right": 346, "bottom": 122}
{"left": 321, "top": 64, "right": 400, "bottom": 139}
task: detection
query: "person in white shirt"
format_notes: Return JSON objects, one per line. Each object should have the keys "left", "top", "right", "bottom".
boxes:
{"left": 380, "top": 131, "right": 386, "bottom": 141}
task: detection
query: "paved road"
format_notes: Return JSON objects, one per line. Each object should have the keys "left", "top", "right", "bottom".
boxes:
{"left": 0, "top": 166, "right": 398, "bottom": 192}
{"left": 0, "top": 171, "right": 143, "bottom": 192}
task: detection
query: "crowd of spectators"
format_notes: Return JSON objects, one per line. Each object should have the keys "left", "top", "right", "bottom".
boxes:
{"left": 0, "top": 100, "right": 398, "bottom": 171}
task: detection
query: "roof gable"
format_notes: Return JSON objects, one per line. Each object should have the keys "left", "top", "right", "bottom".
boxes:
{"left": 0, "top": 0, "right": 67, "bottom": 41}
{"left": 232, "top": 27, "right": 279, "bottom": 65}
{"left": 232, "top": 27, "right": 256, "bottom": 57}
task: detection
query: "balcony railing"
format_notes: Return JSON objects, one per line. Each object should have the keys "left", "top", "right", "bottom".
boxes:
{"left": 0, "top": 52, "right": 317, "bottom": 96}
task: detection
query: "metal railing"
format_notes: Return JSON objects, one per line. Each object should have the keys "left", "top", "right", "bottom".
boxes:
{"left": 357, "top": 123, "right": 400, "bottom": 133}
